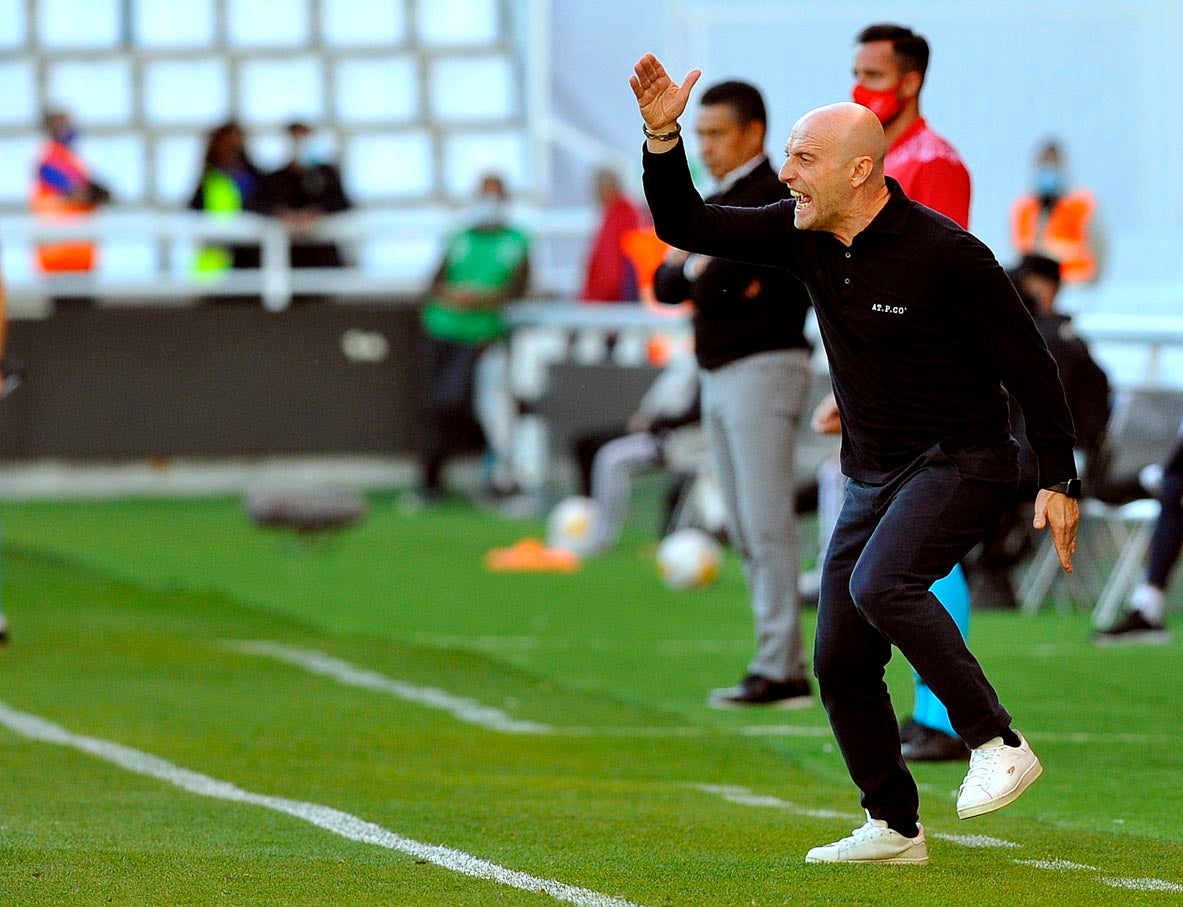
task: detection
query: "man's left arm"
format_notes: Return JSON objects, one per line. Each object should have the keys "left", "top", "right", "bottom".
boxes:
{"left": 951, "top": 234, "right": 1079, "bottom": 570}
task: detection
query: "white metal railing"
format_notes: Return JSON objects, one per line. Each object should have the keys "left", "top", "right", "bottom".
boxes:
{"left": 0, "top": 207, "right": 597, "bottom": 312}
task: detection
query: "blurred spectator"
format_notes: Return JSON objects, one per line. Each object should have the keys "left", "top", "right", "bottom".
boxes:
{"left": 31, "top": 110, "right": 112, "bottom": 309}
{"left": 967, "top": 254, "right": 1113, "bottom": 610}
{"left": 653, "top": 79, "right": 815, "bottom": 710}
{"left": 1011, "top": 141, "right": 1102, "bottom": 285}
{"left": 262, "top": 122, "right": 352, "bottom": 271}
{"left": 579, "top": 168, "right": 642, "bottom": 303}
{"left": 572, "top": 349, "right": 702, "bottom": 552}
{"left": 189, "top": 121, "right": 266, "bottom": 276}
{"left": 1093, "top": 433, "right": 1183, "bottom": 645}
{"left": 407, "top": 174, "right": 530, "bottom": 507}
{"left": 1010, "top": 255, "right": 1110, "bottom": 480}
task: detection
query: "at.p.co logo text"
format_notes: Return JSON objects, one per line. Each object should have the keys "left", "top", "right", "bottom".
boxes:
{"left": 871, "top": 303, "right": 907, "bottom": 315}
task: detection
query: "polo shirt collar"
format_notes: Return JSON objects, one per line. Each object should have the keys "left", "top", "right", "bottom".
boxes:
{"left": 863, "top": 177, "right": 910, "bottom": 235}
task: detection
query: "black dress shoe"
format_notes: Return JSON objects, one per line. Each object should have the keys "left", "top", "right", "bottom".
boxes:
{"left": 901, "top": 726, "right": 969, "bottom": 762}
{"left": 708, "top": 674, "right": 813, "bottom": 709}
{"left": 898, "top": 717, "right": 921, "bottom": 745}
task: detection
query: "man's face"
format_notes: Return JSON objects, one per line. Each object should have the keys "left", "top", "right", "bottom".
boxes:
{"left": 853, "top": 40, "right": 902, "bottom": 94}
{"left": 1020, "top": 273, "right": 1058, "bottom": 314}
{"left": 695, "top": 104, "right": 762, "bottom": 180}
{"left": 779, "top": 120, "right": 851, "bottom": 232}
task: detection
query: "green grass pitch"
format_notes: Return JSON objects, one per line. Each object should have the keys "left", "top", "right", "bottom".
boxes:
{"left": 0, "top": 494, "right": 1179, "bottom": 905}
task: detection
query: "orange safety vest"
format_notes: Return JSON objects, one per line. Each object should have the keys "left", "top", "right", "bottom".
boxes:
{"left": 1010, "top": 190, "right": 1097, "bottom": 284}
{"left": 31, "top": 140, "right": 97, "bottom": 273}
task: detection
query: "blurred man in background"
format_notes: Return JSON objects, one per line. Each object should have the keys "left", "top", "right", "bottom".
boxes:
{"left": 967, "top": 254, "right": 1113, "bottom": 610}
{"left": 1011, "top": 141, "right": 1101, "bottom": 285}
{"left": 580, "top": 168, "right": 643, "bottom": 303}
{"left": 408, "top": 174, "right": 529, "bottom": 508}
{"left": 653, "top": 80, "right": 815, "bottom": 709}
{"left": 32, "top": 110, "right": 112, "bottom": 310}
{"left": 263, "top": 122, "right": 353, "bottom": 272}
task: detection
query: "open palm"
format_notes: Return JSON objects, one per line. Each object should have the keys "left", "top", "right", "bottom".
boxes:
{"left": 629, "top": 53, "right": 701, "bottom": 130}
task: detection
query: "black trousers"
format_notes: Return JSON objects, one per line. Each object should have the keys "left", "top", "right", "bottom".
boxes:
{"left": 814, "top": 441, "right": 1019, "bottom": 830}
{"left": 420, "top": 336, "right": 485, "bottom": 493}
{"left": 1147, "top": 439, "right": 1183, "bottom": 589}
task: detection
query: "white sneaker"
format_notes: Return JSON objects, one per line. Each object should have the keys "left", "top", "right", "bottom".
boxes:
{"left": 805, "top": 813, "right": 928, "bottom": 865}
{"left": 956, "top": 733, "right": 1042, "bottom": 819}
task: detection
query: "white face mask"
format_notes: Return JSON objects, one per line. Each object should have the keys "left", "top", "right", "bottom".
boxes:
{"left": 471, "top": 194, "right": 505, "bottom": 226}
{"left": 293, "top": 137, "right": 328, "bottom": 168}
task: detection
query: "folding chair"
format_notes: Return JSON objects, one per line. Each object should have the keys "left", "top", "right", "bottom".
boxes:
{"left": 1020, "top": 387, "right": 1183, "bottom": 620}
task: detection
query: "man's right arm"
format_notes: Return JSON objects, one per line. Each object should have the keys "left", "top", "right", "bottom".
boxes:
{"left": 631, "top": 53, "right": 800, "bottom": 275}
{"left": 643, "top": 139, "right": 797, "bottom": 273}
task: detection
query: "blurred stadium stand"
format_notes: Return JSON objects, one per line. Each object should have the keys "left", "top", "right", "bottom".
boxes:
{"left": 0, "top": 0, "right": 1179, "bottom": 495}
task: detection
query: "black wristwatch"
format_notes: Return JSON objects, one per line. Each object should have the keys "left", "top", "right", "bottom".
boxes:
{"left": 1043, "top": 478, "right": 1082, "bottom": 499}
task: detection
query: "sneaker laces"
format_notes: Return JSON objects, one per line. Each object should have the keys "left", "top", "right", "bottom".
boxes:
{"left": 836, "top": 820, "right": 892, "bottom": 847}
{"left": 962, "top": 743, "right": 1003, "bottom": 788}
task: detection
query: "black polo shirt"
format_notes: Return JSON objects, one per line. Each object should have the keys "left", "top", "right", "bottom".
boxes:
{"left": 643, "top": 139, "right": 1077, "bottom": 486}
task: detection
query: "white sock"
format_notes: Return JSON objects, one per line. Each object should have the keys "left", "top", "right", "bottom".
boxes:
{"left": 1130, "top": 584, "right": 1165, "bottom": 623}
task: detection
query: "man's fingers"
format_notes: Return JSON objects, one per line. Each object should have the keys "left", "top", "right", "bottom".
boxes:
{"left": 1031, "top": 496, "right": 1047, "bottom": 529}
{"left": 1053, "top": 523, "right": 1074, "bottom": 572}
{"left": 680, "top": 69, "right": 702, "bottom": 101}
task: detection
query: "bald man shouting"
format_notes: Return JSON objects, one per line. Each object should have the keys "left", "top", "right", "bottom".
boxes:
{"left": 631, "top": 54, "right": 1080, "bottom": 866}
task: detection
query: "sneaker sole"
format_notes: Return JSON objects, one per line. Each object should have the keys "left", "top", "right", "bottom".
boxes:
{"left": 957, "top": 757, "right": 1043, "bottom": 819}
{"left": 805, "top": 854, "right": 928, "bottom": 866}
{"left": 707, "top": 694, "right": 814, "bottom": 710}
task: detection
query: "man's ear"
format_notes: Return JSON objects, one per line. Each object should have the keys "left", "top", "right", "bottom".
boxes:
{"left": 899, "top": 70, "right": 923, "bottom": 103}
{"left": 850, "top": 156, "right": 874, "bottom": 188}
{"left": 743, "top": 119, "right": 766, "bottom": 150}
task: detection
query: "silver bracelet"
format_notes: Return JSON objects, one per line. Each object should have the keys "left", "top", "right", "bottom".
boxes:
{"left": 642, "top": 122, "right": 681, "bottom": 142}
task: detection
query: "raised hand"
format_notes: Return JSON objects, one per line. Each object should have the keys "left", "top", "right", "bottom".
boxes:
{"left": 629, "top": 53, "right": 701, "bottom": 132}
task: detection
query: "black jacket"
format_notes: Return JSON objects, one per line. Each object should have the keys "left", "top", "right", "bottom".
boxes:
{"left": 262, "top": 162, "right": 353, "bottom": 268}
{"left": 652, "top": 157, "right": 811, "bottom": 370}
{"left": 643, "top": 139, "right": 1077, "bottom": 486}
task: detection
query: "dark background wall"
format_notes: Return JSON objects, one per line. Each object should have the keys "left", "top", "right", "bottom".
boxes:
{"left": 0, "top": 303, "right": 660, "bottom": 462}
{"left": 0, "top": 303, "right": 424, "bottom": 459}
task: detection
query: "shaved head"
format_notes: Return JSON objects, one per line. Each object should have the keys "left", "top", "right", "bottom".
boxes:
{"left": 792, "top": 102, "right": 886, "bottom": 173}
{"left": 779, "top": 102, "right": 890, "bottom": 243}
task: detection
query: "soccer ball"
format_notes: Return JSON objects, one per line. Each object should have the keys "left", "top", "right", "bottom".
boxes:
{"left": 546, "top": 496, "right": 600, "bottom": 557}
{"left": 656, "top": 528, "right": 722, "bottom": 590}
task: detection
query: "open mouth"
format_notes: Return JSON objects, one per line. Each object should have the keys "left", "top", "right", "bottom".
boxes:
{"left": 790, "top": 189, "right": 813, "bottom": 211}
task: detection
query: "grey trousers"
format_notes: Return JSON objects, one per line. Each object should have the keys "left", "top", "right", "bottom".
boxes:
{"left": 701, "top": 349, "right": 811, "bottom": 682}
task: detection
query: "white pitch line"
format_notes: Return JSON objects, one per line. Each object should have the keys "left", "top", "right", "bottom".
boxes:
{"left": 691, "top": 784, "right": 1020, "bottom": 849}
{"left": 1100, "top": 877, "right": 1183, "bottom": 893}
{"left": 1015, "top": 859, "right": 1099, "bottom": 871}
{"left": 736, "top": 725, "right": 833, "bottom": 738}
{"left": 224, "top": 642, "right": 1176, "bottom": 748}
{"left": 0, "top": 701, "right": 645, "bottom": 907}
{"left": 227, "top": 641, "right": 554, "bottom": 735}
{"left": 699, "top": 784, "right": 1183, "bottom": 890}
{"left": 694, "top": 784, "right": 849, "bottom": 821}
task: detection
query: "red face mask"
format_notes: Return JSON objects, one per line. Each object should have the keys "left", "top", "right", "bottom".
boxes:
{"left": 852, "top": 83, "right": 903, "bottom": 125}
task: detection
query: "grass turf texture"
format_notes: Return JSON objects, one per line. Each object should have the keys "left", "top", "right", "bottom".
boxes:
{"left": 0, "top": 495, "right": 1179, "bottom": 905}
